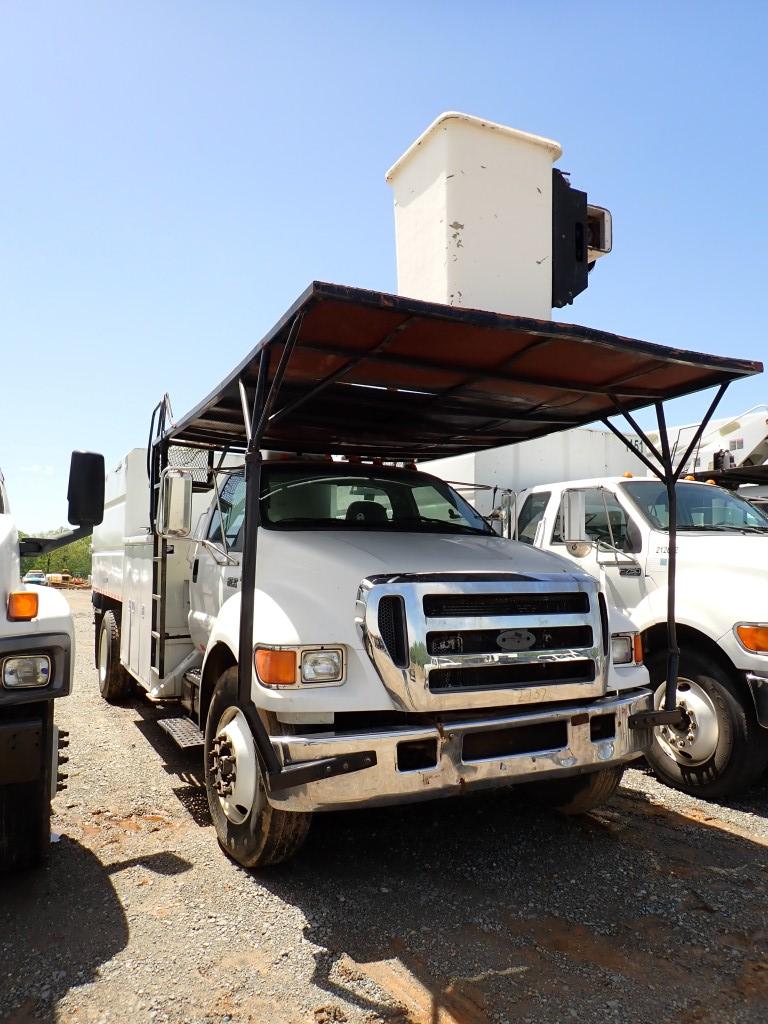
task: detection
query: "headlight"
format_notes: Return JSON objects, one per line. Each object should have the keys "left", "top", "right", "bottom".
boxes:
{"left": 2, "top": 655, "right": 51, "bottom": 688}
{"left": 301, "top": 648, "right": 344, "bottom": 683}
{"left": 611, "top": 634, "right": 643, "bottom": 666}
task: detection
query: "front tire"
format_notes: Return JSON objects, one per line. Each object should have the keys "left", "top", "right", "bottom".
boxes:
{"left": 97, "top": 610, "right": 131, "bottom": 704}
{"left": 204, "top": 668, "right": 311, "bottom": 868}
{"left": 646, "top": 649, "right": 768, "bottom": 800}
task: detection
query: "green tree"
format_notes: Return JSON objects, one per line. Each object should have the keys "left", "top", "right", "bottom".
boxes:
{"left": 20, "top": 529, "right": 92, "bottom": 578}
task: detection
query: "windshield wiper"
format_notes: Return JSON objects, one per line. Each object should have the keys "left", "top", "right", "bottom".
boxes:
{"left": 400, "top": 516, "right": 491, "bottom": 535}
{"left": 677, "top": 524, "right": 768, "bottom": 533}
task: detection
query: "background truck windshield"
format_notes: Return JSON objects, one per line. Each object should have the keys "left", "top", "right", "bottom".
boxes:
{"left": 260, "top": 465, "right": 492, "bottom": 535}
{"left": 622, "top": 480, "right": 768, "bottom": 532}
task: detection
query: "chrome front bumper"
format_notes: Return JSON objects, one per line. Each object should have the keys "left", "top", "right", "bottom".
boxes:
{"left": 268, "top": 688, "right": 652, "bottom": 812}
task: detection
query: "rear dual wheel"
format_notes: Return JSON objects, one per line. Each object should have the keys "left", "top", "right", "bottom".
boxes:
{"left": 97, "top": 610, "right": 131, "bottom": 704}
{"left": 204, "top": 668, "right": 311, "bottom": 868}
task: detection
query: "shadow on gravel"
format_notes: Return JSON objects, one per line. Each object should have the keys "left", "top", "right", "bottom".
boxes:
{"left": 256, "top": 785, "right": 768, "bottom": 1024}
{"left": 0, "top": 843, "right": 192, "bottom": 1024}
{"left": 0, "top": 839, "right": 128, "bottom": 1024}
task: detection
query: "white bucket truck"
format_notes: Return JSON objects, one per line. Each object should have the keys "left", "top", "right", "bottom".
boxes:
{"left": 0, "top": 453, "right": 103, "bottom": 870}
{"left": 91, "top": 113, "right": 759, "bottom": 866}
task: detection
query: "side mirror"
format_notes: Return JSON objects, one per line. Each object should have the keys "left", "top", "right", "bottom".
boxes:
{"left": 67, "top": 451, "right": 105, "bottom": 527}
{"left": 562, "top": 490, "right": 591, "bottom": 558}
{"left": 158, "top": 468, "right": 193, "bottom": 538}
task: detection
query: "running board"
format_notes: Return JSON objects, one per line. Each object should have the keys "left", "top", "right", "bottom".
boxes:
{"left": 157, "top": 717, "right": 205, "bottom": 749}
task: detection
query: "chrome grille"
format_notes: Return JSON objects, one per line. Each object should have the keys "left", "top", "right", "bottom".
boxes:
{"left": 423, "top": 592, "right": 589, "bottom": 618}
{"left": 429, "top": 660, "right": 596, "bottom": 693}
{"left": 358, "top": 572, "right": 606, "bottom": 713}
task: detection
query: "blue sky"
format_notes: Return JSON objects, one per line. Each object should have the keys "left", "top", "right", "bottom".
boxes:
{"left": 2, "top": 1, "right": 766, "bottom": 530}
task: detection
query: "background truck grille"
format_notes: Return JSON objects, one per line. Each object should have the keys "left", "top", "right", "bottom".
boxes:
{"left": 426, "top": 625, "right": 593, "bottom": 656}
{"left": 429, "top": 659, "right": 596, "bottom": 692}
{"left": 423, "top": 592, "right": 590, "bottom": 618}
{"left": 378, "top": 595, "right": 408, "bottom": 668}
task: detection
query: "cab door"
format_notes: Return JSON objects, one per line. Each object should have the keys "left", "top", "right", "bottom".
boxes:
{"left": 548, "top": 486, "right": 649, "bottom": 614}
{"left": 188, "top": 473, "right": 246, "bottom": 652}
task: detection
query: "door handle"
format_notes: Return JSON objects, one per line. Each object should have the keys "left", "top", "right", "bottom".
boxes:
{"left": 192, "top": 558, "right": 199, "bottom": 582}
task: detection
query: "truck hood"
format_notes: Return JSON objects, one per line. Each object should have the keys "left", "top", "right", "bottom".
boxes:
{"left": 649, "top": 529, "right": 768, "bottom": 575}
{"left": 252, "top": 529, "right": 591, "bottom": 652}
{"left": 260, "top": 528, "right": 583, "bottom": 582}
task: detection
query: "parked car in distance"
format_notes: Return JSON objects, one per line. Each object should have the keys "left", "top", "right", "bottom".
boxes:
{"left": 22, "top": 569, "right": 48, "bottom": 586}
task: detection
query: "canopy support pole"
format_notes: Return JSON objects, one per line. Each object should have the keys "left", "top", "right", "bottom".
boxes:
{"left": 600, "top": 383, "right": 730, "bottom": 729}
{"left": 234, "top": 315, "right": 377, "bottom": 793}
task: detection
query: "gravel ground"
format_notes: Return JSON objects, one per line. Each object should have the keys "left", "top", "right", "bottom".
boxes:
{"left": 2, "top": 589, "right": 768, "bottom": 1024}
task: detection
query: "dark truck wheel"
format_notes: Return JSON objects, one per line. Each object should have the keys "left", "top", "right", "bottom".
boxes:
{"left": 523, "top": 767, "right": 624, "bottom": 815}
{"left": 646, "top": 649, "right": 768, "bottom": 800}
{"left": 204, "top": 668, "right": 311, "bottom": 868}
{"left": 0, "top": 706, "right": 54, "bottom": 872}
{"left": 97, "top": 610, "right": 131, "bottom": 704}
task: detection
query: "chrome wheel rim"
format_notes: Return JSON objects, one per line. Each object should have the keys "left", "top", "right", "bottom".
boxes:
{"left": 653, "top": 677, "right": 719, "bottom": 766}
{"left": 210, "top": 707, "right": 258, "bottom": 825}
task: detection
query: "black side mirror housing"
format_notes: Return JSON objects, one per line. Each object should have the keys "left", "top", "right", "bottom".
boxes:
{"left": 67, "top": 451, "right": 105, "bottom": 527}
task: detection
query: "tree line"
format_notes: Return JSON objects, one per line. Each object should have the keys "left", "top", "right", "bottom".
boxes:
{"left": 19, "top": 530, "right": 92, "bottom": 578}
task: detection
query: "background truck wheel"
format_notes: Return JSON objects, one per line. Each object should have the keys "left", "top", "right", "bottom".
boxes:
{"left": 523, "top": 766, "right": 624, "bottom": 815}
{"left": 97, "top": 610, "right": 131, "bottom": 704}
{"left": 646, "top": 649, "right": 768, "bottom": 800}
{"left": 204, "top": 668, "right": 311, "bottom": 868}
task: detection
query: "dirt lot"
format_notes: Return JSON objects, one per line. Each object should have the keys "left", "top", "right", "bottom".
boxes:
{"left": 2, "top": 589, "right": 768, "bottom": 1024}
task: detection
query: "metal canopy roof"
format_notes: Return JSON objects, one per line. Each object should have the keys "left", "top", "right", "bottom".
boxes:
{"left": 164, "top": 281, "right": 762, "bottom": 460}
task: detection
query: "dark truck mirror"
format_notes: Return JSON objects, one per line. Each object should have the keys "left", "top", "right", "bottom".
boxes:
{"left": 67, "top": 451, "right": 105, "bottom": 527}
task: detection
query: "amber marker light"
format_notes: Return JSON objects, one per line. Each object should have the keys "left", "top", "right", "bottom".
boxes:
{"left": 8, "top": 591, "right": 39, "bottom": 621}
{"left": 254, "top": 647, "right": 297, "bottom": 686}
{"left": 633, "top": 634, "right": 644, "bottom": 665}
{"left": 735, "top": 625, "right": 768, "bottom": 654}
{"left": 7, "top": 589, "right": 38, "bottom": 618}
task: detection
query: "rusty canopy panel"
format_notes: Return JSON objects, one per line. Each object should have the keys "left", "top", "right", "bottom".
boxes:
{"left": 164, "top": 281, "right": 762, "bottom": 459}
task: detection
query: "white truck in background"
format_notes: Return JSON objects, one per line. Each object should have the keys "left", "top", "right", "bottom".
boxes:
{"left": 511, "top": 475, "right": 768, "bottom": 800}
{"left": 0, "top": 453, "right": 103, "bottom": 870}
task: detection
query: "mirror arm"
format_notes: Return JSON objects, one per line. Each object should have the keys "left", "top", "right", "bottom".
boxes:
{"left": 166, "top": 535, "right": 238, "bottom": 566}
{"left": 20, "top": 526, "right": 92, "bottom": 557}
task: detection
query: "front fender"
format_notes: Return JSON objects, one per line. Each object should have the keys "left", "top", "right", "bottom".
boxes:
{"left": 203, "top": 591, "right": 397, "bottom": 715}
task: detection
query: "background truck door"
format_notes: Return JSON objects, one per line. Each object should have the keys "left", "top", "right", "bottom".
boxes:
{"left": 549, "top": 487, "right": 649, "bottom": 613}
{"left": 188, "top": 473, "right": 245, "bottom": 651}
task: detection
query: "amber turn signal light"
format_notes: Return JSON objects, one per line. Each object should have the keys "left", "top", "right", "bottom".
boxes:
{"left": 736, "top": 624, "right": 768, "bottom": 653}
{"left": 633, "top": 634, "right": 644, "bottom": 665}
{"left": 254, "top": 647, "right": 297, "bottom": 686}
{"left": 8, "top": 591, "right": 39, "bottom": 621}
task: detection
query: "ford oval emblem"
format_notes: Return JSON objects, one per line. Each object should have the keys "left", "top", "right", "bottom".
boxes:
{"left": 497, "top": 629, "right": 537, "bottom": 652}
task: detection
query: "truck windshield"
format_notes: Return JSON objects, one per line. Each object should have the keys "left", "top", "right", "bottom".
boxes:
{"left": 260, "top": 465, "right": 493, "bottom": 535}
{"left": 622, "top": 480, "right": 768, "bottom": 533}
